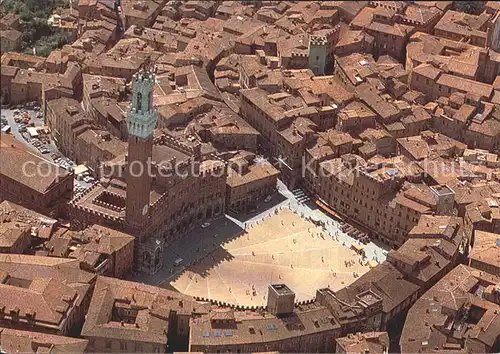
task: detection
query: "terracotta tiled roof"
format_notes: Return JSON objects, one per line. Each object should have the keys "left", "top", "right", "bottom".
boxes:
{"left": 82, "top": 276, "right": 197, "bottom": 343}
{"left": 469, "top": 230, "right": 500, "bottom": 272}
{"left": 0, "top": 328, "right": 88, "bottom": 353}
{"left": 401, "top": 265, "right": 500, "bottom": 353}
{"left": 0, "top": 134, "right": 71, "bottom": 194}
{"left": 335, "top": 261, "right": 420, "bottom": 315}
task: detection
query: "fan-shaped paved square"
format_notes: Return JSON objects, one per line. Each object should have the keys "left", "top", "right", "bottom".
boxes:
{"left": 169, "top": 208, "right": 370, "bottom": 306}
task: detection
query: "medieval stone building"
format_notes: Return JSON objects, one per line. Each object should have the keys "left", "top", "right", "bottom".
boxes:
{"left": 70, "top": 68, "right": 227, "bottom": 274}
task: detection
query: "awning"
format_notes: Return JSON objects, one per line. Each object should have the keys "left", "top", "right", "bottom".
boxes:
{"left": 27, "top": 127, "right": 39, "bottom": 137}
{"left": 74, "top": 164, "right": 89, "bottom": 175}
{"left": 351, "top": 244, "right": 364, "bottom": 252}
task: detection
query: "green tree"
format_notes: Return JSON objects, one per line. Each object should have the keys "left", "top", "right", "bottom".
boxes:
{"left": 0, "top": 0, "right": 71, "bottom": 56}
{"left": 453, "top": 1, "right": 484, "bottom": 15}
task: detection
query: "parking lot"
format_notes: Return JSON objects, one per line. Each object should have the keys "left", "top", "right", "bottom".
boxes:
{"left": 1, "top": 104, "right": 95, "bottom": 196}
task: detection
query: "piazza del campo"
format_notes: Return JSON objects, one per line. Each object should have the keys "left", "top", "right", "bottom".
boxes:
{"left": 0, "top": 0, "right": 499, "bottom": 353}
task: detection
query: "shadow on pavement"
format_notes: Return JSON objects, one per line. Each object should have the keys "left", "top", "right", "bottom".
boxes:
{"left": 231, "top": 193, "right": 287, "bottom": 222}
{"left": 166, "top": 246, "right": 235, "bottom": 283}
{"left": 129, "top": 216, "right": 245, "bottom": 286}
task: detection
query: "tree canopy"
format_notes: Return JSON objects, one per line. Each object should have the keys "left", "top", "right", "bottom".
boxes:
{"left": 453, "top": 1, "right": 485, "bottom": 15}
{"left": 0, "top": 0, "right": 71, "bottom": 57}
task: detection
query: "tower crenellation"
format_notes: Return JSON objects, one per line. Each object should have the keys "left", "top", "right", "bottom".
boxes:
{"left": 125, "top": 67, "right": 157, "bottom": 230}
{"left": 308, "top": 34, "right": 329, "bottom": 75}
{"left": 127, "top": 69, "right": 158, "bottom": 140}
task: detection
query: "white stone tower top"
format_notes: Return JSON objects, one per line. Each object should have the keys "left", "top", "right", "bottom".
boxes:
{"left": 126, "top": 68, "right": 158, "bottom": 139}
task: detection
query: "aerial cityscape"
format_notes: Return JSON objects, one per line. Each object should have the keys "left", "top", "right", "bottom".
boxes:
{"left": 0, "top": 0, "right": 499, "bottom": 352}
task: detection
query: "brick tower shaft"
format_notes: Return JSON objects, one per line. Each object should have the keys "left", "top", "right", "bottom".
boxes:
{"left": 125, "top": 68, "right": 157, "bottom": 230}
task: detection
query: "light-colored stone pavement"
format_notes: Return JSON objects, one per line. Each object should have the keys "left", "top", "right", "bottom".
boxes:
{"left": 129, "top": 179, "right": 389, "bottom": 305}
{"left": 170, "top": 208, "right": 371, "bottom": 306}
{"left": 229, "top": 180, "right": 389, "bottom": 263}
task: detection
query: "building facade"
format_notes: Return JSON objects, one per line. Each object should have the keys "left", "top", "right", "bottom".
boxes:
{"left": 70, "top": 68, "right": 227, "bottom": 274}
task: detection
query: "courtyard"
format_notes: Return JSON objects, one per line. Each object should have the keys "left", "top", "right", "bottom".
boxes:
{"left": 168, "top": 208, "right": 371, "bottom": 306}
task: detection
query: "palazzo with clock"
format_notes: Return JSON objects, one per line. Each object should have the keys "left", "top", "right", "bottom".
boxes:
{"left": 70, "top": 67, "right": 227, "bottom": 274}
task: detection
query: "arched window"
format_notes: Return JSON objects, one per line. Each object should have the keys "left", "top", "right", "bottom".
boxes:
{"left": 136, "top": 92, "right": 142, "bottom": 111}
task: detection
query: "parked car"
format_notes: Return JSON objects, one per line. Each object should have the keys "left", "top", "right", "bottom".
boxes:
{"left": 201, "top": 222, "right": 211, "bottom": 229}
{"left": 264, "top": 195, "right": 272, "bottom": 203}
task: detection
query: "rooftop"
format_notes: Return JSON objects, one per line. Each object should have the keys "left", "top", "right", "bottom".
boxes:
{"left": 333, "top": 261, "right": 420, "bottom": 317}
{"left": 0, "top": 134, "right": 72, "bottom": 194}
{"left": 0, "top": 328, "right": 88, "bottom": 353}
{"left": 401, "top": 265, "right": 500, "bottom": 353}
{"left": 434, "top": 10, "right": 490, "bottom": 38}
{"left": 436, "top": 73, "right": 493, "bottom": 99}
{"left": 270, "top": 283, "right": 295, "bottom": 296}
{"left": 227, "top": 159, "right": 280, "bottom": 188}
{"left": 469, "top": 230, "right": 500, "bottom": 273}
{"left": 336, "top": 332, "right": 390, "bottom": 354}
{"left": 0, "top": 263, "right": 88, "bottom": 332}
{"left": 240, "top": 88, "right": 288, "bottom": 122}
{"left": 81, "top": 276, "right": 196, "bottom": 343}
{"left": 0, "top": 222, "right": 30, "bottom": 249}
{"left": 190, "top": 302, "right": 339, "bottom": 347}
{"left": 397, "top": 131, "right": 467, "bottom": 161}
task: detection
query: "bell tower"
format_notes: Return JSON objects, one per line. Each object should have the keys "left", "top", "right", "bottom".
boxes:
{"left": 125, "top": 68, "right": 157, "bottom": 230}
